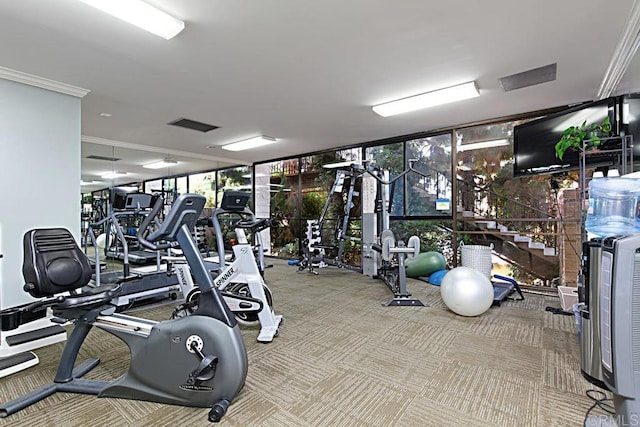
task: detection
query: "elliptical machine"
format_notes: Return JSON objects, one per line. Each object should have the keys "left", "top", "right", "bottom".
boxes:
{"left": 0, "top": 194, "right": 248, "bottom": 423}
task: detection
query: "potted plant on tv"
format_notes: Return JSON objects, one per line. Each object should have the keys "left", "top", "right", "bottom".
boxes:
{"left": 554, "top": 116, "right": 612, "bottom": 161}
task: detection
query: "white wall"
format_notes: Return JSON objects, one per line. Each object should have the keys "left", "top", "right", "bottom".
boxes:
{"left": 0, "top": 78, "right": 82, "bottom": 309}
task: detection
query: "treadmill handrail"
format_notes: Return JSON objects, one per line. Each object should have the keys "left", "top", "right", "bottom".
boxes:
{"left": 87, "top": 205, "right": 160, "bottom": 286}
{"left": 137, "top": 197, "right": 178, "bottom": 252}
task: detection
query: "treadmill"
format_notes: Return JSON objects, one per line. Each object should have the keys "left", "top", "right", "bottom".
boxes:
{"left": 492, "top": 274, "right": 525, "bottom": 306}
{"left": 104, "top": 190, "right": 158, "bottom": 265}
{"left": 86, "top": 189, "right": 180, "bottom": 309}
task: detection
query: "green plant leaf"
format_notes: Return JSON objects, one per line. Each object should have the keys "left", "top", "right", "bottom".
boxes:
{"left": 555, "top": 115, "right": 612, "bottom": 161}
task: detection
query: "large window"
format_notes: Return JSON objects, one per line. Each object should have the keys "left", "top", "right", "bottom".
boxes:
{"left": 144, "top": 179, "right": 162, "bottom": 194}
{"left": 189, "top": 171, "right": 216, "bottom": 207}
{"left": 365, "top": 142, "right": 404, "bottom": 216}
{"left": 100, "top": 110, "right": 561, "bottom": 284}
{"left": 176, "top": 176, "right": 187, "bottom": 196}
{"left": 456, "top": 121, "right": 557, "bottom": 256}
{"left": 217, "top": 166, "right": 251, "bottom": 202}
{"left": 256, "top": 160, "right": 298, "bottom": 258}
{"left": 455, "top": 121, "right": 551, "bottom": 218}
{"left": 406, "top": 133, "right": 452, "bottom": 216}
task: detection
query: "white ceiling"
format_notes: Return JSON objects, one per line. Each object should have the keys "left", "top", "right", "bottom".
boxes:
{"left": 2, "top": 0, "right": 640, "bottom": 192}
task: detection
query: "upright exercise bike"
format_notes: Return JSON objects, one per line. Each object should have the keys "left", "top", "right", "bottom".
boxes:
{"left": 171, "top": 190, "right": 282, "bottom": 343}
{"left": 173, "top": 215, "right": 282, "bottom": 343}
{"left": 0, "top": 194, "right": 248, "bottom": 423}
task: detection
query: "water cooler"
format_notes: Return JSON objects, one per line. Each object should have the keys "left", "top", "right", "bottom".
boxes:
{"left": 578, "top": 239, "right": 609, "bottom": 390}
{"left": 580, "top": 176, "right": 640, "bottom": 390}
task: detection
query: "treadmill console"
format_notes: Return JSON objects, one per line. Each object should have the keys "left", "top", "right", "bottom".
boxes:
{"left": 220, "top": 191, "right": 250, "bottom": 211}
{"left": 123, "top": 193, "right": 154, "bottom": 210}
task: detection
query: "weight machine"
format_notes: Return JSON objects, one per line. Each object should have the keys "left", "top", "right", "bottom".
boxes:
{"left": 299, "top": 167, "right": 362, "bottom": 274}
{"left": 299, "top": 160, "right": 430, "bottom": 306}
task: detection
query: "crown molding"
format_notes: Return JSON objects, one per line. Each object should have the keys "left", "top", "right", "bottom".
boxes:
{"left": 82, "top": 135, "right": 251, "bottom": 166}
{"left": 0, "top": 66, "right": 90, "bottom": 98}
{"left": 597, "top": 0, "right": 640, "bottom": 99}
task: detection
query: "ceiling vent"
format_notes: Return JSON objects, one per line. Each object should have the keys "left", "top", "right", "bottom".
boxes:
{"left": 168, "top": 118, "right": 219, "bottom": 133}
{"left": 499, "top": 63, "right": 557, "bottom": 92}
{"left": 86, "top": 155, "right": 121, "bottom": 162}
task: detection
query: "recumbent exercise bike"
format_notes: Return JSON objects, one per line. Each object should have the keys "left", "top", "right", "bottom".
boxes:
{"left": 0, "top": 194, "right": 248, "bottom": 423}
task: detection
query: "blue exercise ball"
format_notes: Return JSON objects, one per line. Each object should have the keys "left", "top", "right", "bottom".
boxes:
{"left": 440, "top": 266, "right": 493, "bottom": 317}
{"left": 428, "top": 269, "right": 448, "bottom": 286}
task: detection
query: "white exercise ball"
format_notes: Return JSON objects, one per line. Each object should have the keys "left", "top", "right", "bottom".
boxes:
{"left": 96, "top": 233, "right": 107, "bottom": 249}
{"left": 440, "top": 266, "right": 494, "bottom": 317}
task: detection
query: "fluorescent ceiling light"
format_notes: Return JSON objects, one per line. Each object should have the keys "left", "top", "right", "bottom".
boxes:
{"left": 101, "top": 171, "right": 127, "bottom": 179}
{"left": 143, "top": 159, "right": 179, "bottom": 169}
{"left": 78, "top": 0, "right": 185, "bottom": 40}
{"left": 458, "top": 138, "right": 509, "bottom": 152}
{"left": 372, "top": 81, "right": 479, "bottom": 117}
{"left": 81, "top": 180, "right": 102, "bottom": 185}
{"left": 222, "top": 136, "right": 277, "bottom": 152}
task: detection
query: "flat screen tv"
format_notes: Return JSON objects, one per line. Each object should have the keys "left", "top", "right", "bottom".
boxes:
{"left": 513, "top": 97, "right": 618, "bottom": 177}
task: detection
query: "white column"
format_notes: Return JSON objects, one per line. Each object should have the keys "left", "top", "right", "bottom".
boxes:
{"left": 0, "top": 69, "right": 88, "bottom": 309}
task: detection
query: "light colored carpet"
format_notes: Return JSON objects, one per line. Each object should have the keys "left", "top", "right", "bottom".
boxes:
{"left": 0, "top": 259, "right": 609, "bottom": 426}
